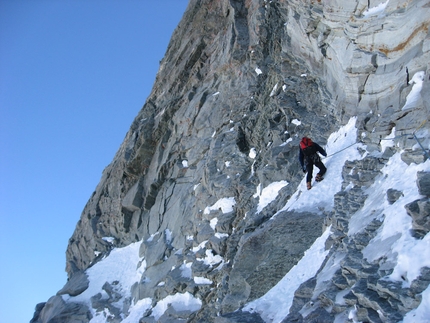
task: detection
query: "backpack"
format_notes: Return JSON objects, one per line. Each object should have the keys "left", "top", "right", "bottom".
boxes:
{"left": 300, "top": 137, "right": 317, "bottom": 156}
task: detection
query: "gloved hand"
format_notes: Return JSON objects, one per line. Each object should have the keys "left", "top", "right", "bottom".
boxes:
{"left": 303, "top": 167, "right": 307, "bottom": 173}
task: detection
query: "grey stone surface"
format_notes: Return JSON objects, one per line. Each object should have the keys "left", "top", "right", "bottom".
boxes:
{"left": 140, "top": 231, "right": 169, "bottom": 268}
{"left": 405, "top": 198, "right": 430, "bottom": 234}
{"left": 215, "top": 310, "right": 265, "bottom": 323}
{"left": 30, "top": 303, "right": 46, "bottom": 323}
{"left": 386, "top": 188, "right": 403, "bottom": 205}
{"left": 56, "top": 271, "right": 89, "bottom": 297}
{"left": 417, "top": 171, "right": 430, "bottom": 197}
{"left": 222, "top": 211, "right": 324, "bottom": 312}
{"left": 31, "top": 295, "right": 91, "bottom": 323}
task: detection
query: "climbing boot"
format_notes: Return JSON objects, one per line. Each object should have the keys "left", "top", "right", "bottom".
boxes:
{"left": 315, "top": 174, "right": 323, "bottom": 182}
{"left": 307, "top": 182, "right": 312, "bottom": 190}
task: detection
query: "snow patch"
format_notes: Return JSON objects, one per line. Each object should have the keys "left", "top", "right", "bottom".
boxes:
{"left": 402, "top": 71, "right": 425, "bottom": 110}
{"left": 253, "top": 181, "right": 288, "bottom": 213}
{"left": 64, "top": 241, "right": 146, "bottom": 322}
{"left": 204, "top": 197, "right": 236, "bottom": 214}
{"left": 102, "top": 237, "right": 115, "bottom": 244}
{"left": 147, "top": 232, "right": 160, "bottom": 242}
{"left": 215, "top": 232, "right": 229, "bottom": 239}
{"left": 121, "top": 298, "right": 152, "bottom": 323}
{"left": 210, "top": 217, "right": 218, "bottom": 230}
{"left": 380, "top": 126, "right": 396, "bottom": 152}
{"left": 192, "top": 240, "right": 208, "bottom": 253}
{"left": 151, "top": 292, "right": 202, "bottom": 320}
{"left": 291, "top": 119, "right": 301, "bottom": 126}
{"left": 363, "top": 0, "right": 389, "bottom": 17}
{"left": 197, "top": 249, "right": 224, "bottom": 268}
{"left": 194, "top": 276, "right": 212, "bottom": 285}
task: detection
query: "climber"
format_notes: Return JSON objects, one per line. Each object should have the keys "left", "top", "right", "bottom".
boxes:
{"left": 299, "top": 137, "right": 327, "bottom": 190}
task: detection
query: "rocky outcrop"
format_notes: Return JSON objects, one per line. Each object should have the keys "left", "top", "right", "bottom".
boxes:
{"left": 32, "top": 0, "right": 430, "bottom": 322}
{"left": 31, "top": 296, "right": 91, "bottom": 323}
{"left": 405, "top": 171, "right": 430, "bottom": 237}
{"left": 222, "top": 211, "right": 324, "bottom": 313}
{"left": 56, "top": 271, "right": 89, "bottom": 297}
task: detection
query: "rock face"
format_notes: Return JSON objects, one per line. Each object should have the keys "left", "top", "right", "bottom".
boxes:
{"left": 32, "top": 0, "right": 430, "bottom": 322}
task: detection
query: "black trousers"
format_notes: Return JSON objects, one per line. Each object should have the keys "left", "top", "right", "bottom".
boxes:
{"left": 306, "top": 160, "right": 326, "bottom": 183}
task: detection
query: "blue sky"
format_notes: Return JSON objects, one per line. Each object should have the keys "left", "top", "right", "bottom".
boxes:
{"left": 0, "top": 1, "right": 188, "bottom": 322}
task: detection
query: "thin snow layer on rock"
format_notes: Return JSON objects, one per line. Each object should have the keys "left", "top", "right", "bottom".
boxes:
{"left": 180, "top": 261, "right": 192, "bottom": 279}
{"left": 402, "top": 71, "right": 425, "bottom": 110}
{"left": 194, "top": 276, "right": 212, "bottom": 285}
{"left": 243, "top": 227, "right": 331, "bottom": 323}
{"left": 121, "top": 299, "right": 152, "bottom": 323}
{"left": 291, "top": 119, "right": 301, "bottom": 126}
{"left": 215, "top": 232, "right": 229, "bottom": 238}
{"left": 151, "top": 292, "right": 202, "bottom": 320}
{"left": 91, "top": 298, "right": 153, "bottom": 323}
{"left": 253, "top": 181, "right": 288, "bottom": 213}
{"left": 192, "top": 240, "right": 208, "bottom": 253}
{"left": 210, "top": 217, "right": 218, "bottom": 230}
{"left": 354, "top": 153, "right": 430, "bottom": 287}
{"left": 63, "top": 241, "right": 145, "bottom": 320}
{"left": 275, "top": 117, "right": 364, "bottom": 214}
{"left": 102, "top": 237, "right": 115, "bottom": 244}
{"left": 197, "top": 249, "right": 224, "bottom": 269}
{"left": 380, "top": 126, "right": 396, "bottom": 152}
{"left": 203, "top": 197, "right": 236, "bottom": 214}
{"left": 147, "top": 231, "right": 160, "bottom": 242}
{"left": 363, "top": 0, "right": 389, "bottom": 17}
{"left": 269, "top": 83, "right": 278, "bottom": 97}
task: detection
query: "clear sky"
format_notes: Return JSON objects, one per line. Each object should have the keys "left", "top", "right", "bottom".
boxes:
{"left": 0, "top": 1, "right": 188, "bottom": 322}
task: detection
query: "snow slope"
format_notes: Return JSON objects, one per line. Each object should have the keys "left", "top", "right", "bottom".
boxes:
{"left": 63, "top": 240, "right": 202, "bottom": 322}
{"left": 272, "top": 117, "right": 364, "bottom": 215}
{"left": 244, "top": 118, "right": 430, "bottom": 322}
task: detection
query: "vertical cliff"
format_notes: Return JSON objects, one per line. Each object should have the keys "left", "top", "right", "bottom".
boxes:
{"left": 32, "top": 0, "right": 430, "bottom": 322}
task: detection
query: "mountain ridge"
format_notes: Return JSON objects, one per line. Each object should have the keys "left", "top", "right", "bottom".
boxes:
{"left": 32, "top": 0, "right": 430, "bottom": 322}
